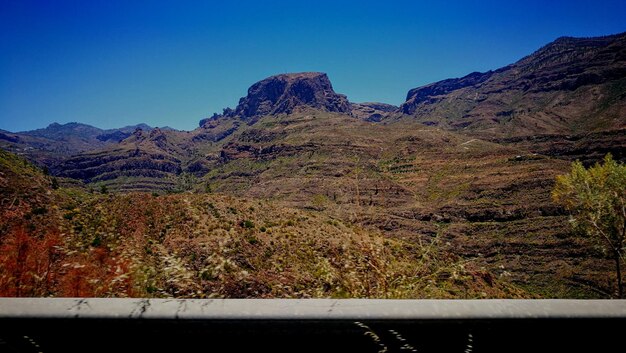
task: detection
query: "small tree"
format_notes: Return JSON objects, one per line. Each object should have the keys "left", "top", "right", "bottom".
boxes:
{"left": 552, "top": 154, "right": 626, "bottom": 298}
{"left": 51, "top": 177, "right": 59, "bottom": 190}
{"left": 174, "top": 172, "right": 196, "bottom": 193}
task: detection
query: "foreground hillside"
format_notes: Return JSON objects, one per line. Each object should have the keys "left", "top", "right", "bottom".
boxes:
{"left": 0, "top": 149, "right": 522, "bottom": 298}
{"left": 194, "top": 111, "right": 614, "bottom": 297}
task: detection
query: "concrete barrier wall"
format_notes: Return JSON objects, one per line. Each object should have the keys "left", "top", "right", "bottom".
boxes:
{"left": 0, "top": 299, "right": 624, "bottom": 353}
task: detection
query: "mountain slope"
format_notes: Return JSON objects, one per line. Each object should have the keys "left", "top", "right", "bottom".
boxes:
{"left": 196, "top": 108, "right": 614, "bottom": 297}
{"left": 12, "top": 64, "right": 618, "bottom": 297}
{"left": 399, "top": 32, "right": 626, "bottom": 139}
{"left": 54, "top": 127, "right": 192, "bottom": 192}
{"left": 1, "top": 148, "right": 521, "bottom": 298}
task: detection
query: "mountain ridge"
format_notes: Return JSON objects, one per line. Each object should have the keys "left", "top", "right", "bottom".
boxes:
{"left": 6, "top": 32, "right": 626, "bottom": 141}
{"left": 398, "top": 31, "right": 626, "bottom": 137}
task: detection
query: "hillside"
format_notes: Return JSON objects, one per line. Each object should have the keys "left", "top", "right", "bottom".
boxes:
{"left": 194, "top": 110, "right": 613, "bottom": 297}
{"left": 0, "top": 149, "right": 522, "bottom": 298}
{"left": 399, "top": 32, "right": 626, "bottom": 139}
{"left": 6, "top": 107, "right": 615, "bottom": 297}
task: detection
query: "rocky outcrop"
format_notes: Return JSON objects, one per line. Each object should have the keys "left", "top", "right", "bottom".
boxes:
{"left": 232, "top": 72, "right": 351, "bottom": 118}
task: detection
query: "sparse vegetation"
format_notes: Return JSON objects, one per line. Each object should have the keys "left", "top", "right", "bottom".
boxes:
{"left": 553, "top": 154, "right": 626, "bottom": 298}
{"left": 0, "top": 149, "right": 525, "bottom": 298}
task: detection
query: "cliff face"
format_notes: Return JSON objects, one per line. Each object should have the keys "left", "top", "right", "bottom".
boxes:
{"left": 232, "top": 72, "right": 352, "bottom": 118}
{"left": 399, "top": 32, "right": 626, "bottom": 138}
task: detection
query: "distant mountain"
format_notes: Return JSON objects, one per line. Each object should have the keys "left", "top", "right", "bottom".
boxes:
{"left": 20, "top": 122, "right": 105, "bottom": 141}
{"left": 95, "top": 123, "right": 156, "bottom": 142}
{"left": 0, "top": 122, "right": 163, "bottom": 166}
{"left": 19, "top": 122, "right": 157, "bottom": 143}
{"left": 399, "top": 32, "right": 626, "bottom": 138}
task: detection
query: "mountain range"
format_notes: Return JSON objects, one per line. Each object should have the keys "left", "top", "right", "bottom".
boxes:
{"left": 1, "top": 32, "right": 625, "bottom": 298}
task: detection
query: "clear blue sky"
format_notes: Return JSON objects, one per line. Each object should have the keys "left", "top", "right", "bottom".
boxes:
{"left": 1, "top": 0, "right": 625, "bottom": 132}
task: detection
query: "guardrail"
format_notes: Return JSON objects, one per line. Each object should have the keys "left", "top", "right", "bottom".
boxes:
{"left": 1, "top": 299, "right": 624, "bottom": 353}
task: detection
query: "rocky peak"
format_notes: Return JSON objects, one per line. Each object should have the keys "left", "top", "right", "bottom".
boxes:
{"left": 232, "top": 72, "right": 351, "bottom": 118}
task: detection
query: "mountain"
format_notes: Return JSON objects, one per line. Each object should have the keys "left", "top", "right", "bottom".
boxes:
{"left": 53, "top": 126, "right": 193, "bottom": 192}
{"left": 18, "top": 122, "right": 156, "bottom": 144}
{"left": 0, "top": 122, "right": 164, "bottom": 167}
{"left": 20, "top": 122, "right": 105, "bottom": 141}
{"left": 399, "top": 32, "right": 626, "bottom": 139}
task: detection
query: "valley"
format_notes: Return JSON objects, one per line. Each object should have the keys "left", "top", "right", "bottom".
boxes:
{"left": 1, "top": 32, "right": 625, "bottom": 298}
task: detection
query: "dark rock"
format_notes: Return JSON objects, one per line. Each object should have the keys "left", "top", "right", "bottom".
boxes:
{"left": 133, "top": 127, "right": 144, "bottom": 139}
{"left": 149, "top": 128, "right": 168, "bottom": 149}
{"left": 233, "top": 72, "right": 351, "bottom": 118}
{"left": 199, "top": 113, "right": 220, "bottom": 128}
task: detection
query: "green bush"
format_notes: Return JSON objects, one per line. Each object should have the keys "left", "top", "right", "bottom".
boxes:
{"left": 241, "top": 220, "right": 254, "bottom": 229}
